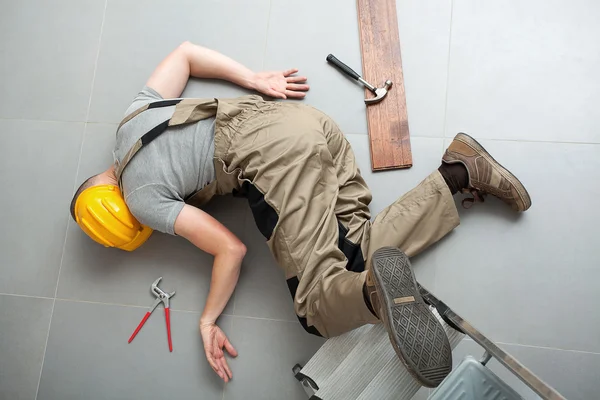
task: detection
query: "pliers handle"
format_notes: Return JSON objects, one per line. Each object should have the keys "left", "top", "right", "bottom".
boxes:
{"left": 128, "top": 289, "right": 174, "bottom": 352}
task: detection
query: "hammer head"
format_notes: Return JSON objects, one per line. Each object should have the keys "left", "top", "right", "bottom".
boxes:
{"left": 364, "top": 80, "right": 393, "bottom": 104}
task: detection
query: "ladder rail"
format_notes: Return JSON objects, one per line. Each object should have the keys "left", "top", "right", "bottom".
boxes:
{"left": 420, "top": 287, "right": 566, "bottom": 400}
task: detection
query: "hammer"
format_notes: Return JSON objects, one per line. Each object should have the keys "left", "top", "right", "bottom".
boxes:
{"left": 326, "top": 54, "right": 393, "bottom": 104}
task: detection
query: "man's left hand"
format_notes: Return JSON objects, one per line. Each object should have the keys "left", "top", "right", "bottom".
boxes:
{"left": 251, "top": 68, "right": 309, "bottom": 99}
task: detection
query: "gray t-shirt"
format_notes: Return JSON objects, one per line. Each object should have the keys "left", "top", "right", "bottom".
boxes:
{"left": 114, "top": 86, "right": 216, "bottom": 234}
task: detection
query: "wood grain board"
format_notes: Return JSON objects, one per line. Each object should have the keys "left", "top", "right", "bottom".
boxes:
{"left": 357, "top": 0, "right": 412, "bottom": 170}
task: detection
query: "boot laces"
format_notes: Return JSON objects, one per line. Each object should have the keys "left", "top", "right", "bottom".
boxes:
{"left": 461, "top": 188, "right": 487, "bottom": 209}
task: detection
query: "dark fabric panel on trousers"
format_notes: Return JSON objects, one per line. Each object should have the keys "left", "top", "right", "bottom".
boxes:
{"left": 286, "top": 277, "right": 324, "bottom": 337}
{"left": 237, "top": 181, "right": 323, "bottom": 337}
{"left": 237, "top": 181, "right": 279, "bottom": 240}
{"left": 337, "top": 223, "right": 366, "bottom": 273}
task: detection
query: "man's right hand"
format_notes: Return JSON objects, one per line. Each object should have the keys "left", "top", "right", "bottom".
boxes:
{"left": 200, "top": 321, "right": 238, "bottom": 382}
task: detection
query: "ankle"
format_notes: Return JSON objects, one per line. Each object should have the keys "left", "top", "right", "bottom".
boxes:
{"left": 362, "top": 282, "right": 378, "bottom": 317}
{"left": 438, "top": 162, "right": 469, "bottom": 194}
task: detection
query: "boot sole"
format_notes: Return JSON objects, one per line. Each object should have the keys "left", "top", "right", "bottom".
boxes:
{"left": 455, "top": 132, "right": 532, "bottom": 211}
{"left": 371, "top": 247, "right": 452, "bottom": 387}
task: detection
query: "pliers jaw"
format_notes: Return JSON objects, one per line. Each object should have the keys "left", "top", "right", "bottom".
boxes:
{"left": 152, "top": 277, "right": 176, "bottom": 308}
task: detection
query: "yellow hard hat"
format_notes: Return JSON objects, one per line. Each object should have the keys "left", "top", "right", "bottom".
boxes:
{"left": 74, "top": 185, "right": 152, "bottom": 251}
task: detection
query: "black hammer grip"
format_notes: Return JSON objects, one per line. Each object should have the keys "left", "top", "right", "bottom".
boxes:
{"left": 326, "top": 54, "right": 360, "bottom": 80}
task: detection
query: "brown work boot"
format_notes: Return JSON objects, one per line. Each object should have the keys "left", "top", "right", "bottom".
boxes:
{"left": 365, "top": 247, "right": 452, "bottom": 387}
{"left": 442, "top": 133, "right": 532, "bottom": 211}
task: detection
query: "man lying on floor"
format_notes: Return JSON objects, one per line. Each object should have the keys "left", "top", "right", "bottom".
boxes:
{"left": 69, "top": 42, "right": 531, "bottom": 387}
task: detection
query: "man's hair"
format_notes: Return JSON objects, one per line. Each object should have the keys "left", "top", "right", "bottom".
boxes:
{"left": 69, "top": 174, "right": 101, "bottom": 221}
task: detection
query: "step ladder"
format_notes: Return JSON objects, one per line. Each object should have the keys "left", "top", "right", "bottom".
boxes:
{"left": 293, "top": 287, "right": 566, "bottom": 400}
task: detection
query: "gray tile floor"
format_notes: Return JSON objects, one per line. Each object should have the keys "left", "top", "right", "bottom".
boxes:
{"left": 1, "top": 0, "right": 599, "bottom": 399}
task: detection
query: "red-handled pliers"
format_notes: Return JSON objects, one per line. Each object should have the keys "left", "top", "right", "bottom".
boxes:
{"left": 128, "top": 277, "right": 176, "bottom": 352}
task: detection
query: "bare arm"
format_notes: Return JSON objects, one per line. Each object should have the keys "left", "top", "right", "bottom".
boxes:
{"left": 174, "top": 204, "right": 244, "bottom": 324}
{"left": 174, "top": 204, "right": 244, "bottom": 382}
{"left": 146, "top": 41, "right": 309, "bottom": 99}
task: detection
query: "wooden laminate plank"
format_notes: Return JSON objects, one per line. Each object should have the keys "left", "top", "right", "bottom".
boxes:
{"left": 357, "top": 0, "right": 412, "bottom": 170}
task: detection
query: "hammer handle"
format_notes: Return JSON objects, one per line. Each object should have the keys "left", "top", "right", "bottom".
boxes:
{"left": 326, "top": 54, "right": 361, "bottom": 80}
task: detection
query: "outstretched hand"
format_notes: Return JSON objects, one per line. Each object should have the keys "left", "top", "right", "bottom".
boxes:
{"left": 251, "top": 68, "right": 309, "bottom": 99}
{"left": 200, "top": 322, "right": 238, "bottom": 382}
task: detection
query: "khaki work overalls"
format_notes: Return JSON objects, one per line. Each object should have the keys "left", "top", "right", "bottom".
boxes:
{"left": 115, "top": 95, "right": 460, "bottom": 337}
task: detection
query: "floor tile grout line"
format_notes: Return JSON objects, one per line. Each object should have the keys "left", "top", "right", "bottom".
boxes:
{"left": 344, "top": 132, "right": 600, "bottom": 146}
{"left": 34, "top": 3, "right": 109, "bottom": 399}
{"left": 54, "top": 0, "right": 109, "bottom": 298}
{"left": 221, "top": 317, "right": 235, "bottom": 400}
{"left": 261, "top": 0, "right": 273, "bottom": 71}
{"left": 32, "top": 120, "right": 89, "bottom": 400}
{"left": 0, "top": 293, "right": 54, "bottom": 301}
{"left": 0, "top": 117, "right": 87, "bottom": 124}
{"left": 0, "top": 116, "right": 599, "bottom": 145}
{"left": 49, "top": 297, "right": 299, "bottom": 323}
{"left": 33, "top": 294, "right": 600, "bottom": 356}
{"left": 442, "top": 0, "right": 454, "bottom": 140}
{"left": 54, "top": 0, "right": 110, "bottom": 299}
{"left": 224, "top": 313, "right": 302, "bottom": 324}
{"left": 0, "top": 117, "right": 121, "bottom": 126}
{"left": 230, "top": 294, "right": 237, "bottom": 317}
{"left": 497, "top": 341, "right": 600, "bottom": 356}
{"left": 1, "top": 116, "right": 598, "bottom": 146}
{"left": 476, "top": 137, "right": 600, "bottom": 146}
{"left": 33, "top": 297, "right": 55, "bottom": 400}
{"left": 231, "top": 208, "right": 251, "bottom": 316}
{"left": 84, "top": 0, "right": 108, "bottom": 122}
{"left": 54, "top": 298, "right": 151, "bottom": 310}
{"left": 462, "top": 337, "right": 600, "bottom": 356}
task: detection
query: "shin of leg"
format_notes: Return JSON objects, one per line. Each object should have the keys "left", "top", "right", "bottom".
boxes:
{"left": 365, "top": 171, "right": 460, "bottom": 261}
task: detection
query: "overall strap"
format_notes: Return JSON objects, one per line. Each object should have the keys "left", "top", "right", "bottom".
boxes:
{"left": 117, "top": 99, "right": 182, "bottom": 130}
{"left": 114, "top": 99, "right": 183, "bottom": 182}
{"left": 114, "top": 95, "right": 261, "bottom": 186}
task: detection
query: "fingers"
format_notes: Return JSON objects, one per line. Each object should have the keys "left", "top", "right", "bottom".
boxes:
{"left": 208, "top": 351, "right": 233, "bottom": 383}
{"left": 286, "top": 75, "right": 308, "bottom": 84}
{"left": 212, "top": 338, "right": 224, "bottom": 359}
{"left": 283, "top": 68, "right": 299, "bottom": 77}
{"left": 267, "top": 89, "right": 286, "bottom": 100}
{"left": 208, "top": 353, "right": 231, "bottom": 382}
{"left": 224, "top": 338, "right": 238, "bottom": 357}
{"left": 286, "top": 83, "right": 310, "bottom": 92}
{"left": 218, "top": 357, "right": 233, "bottom": 381}
{"left": 216, "top": 358, "right": 230, "bottom": 383}
{"left": 201, "top": 326, "right": 232, "bottom": 382}
{"left": 206, "top": 353, "right": 226, "bottom": 381}
{"left": 285, "top": 89, "right": 307, "bottom": 99}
